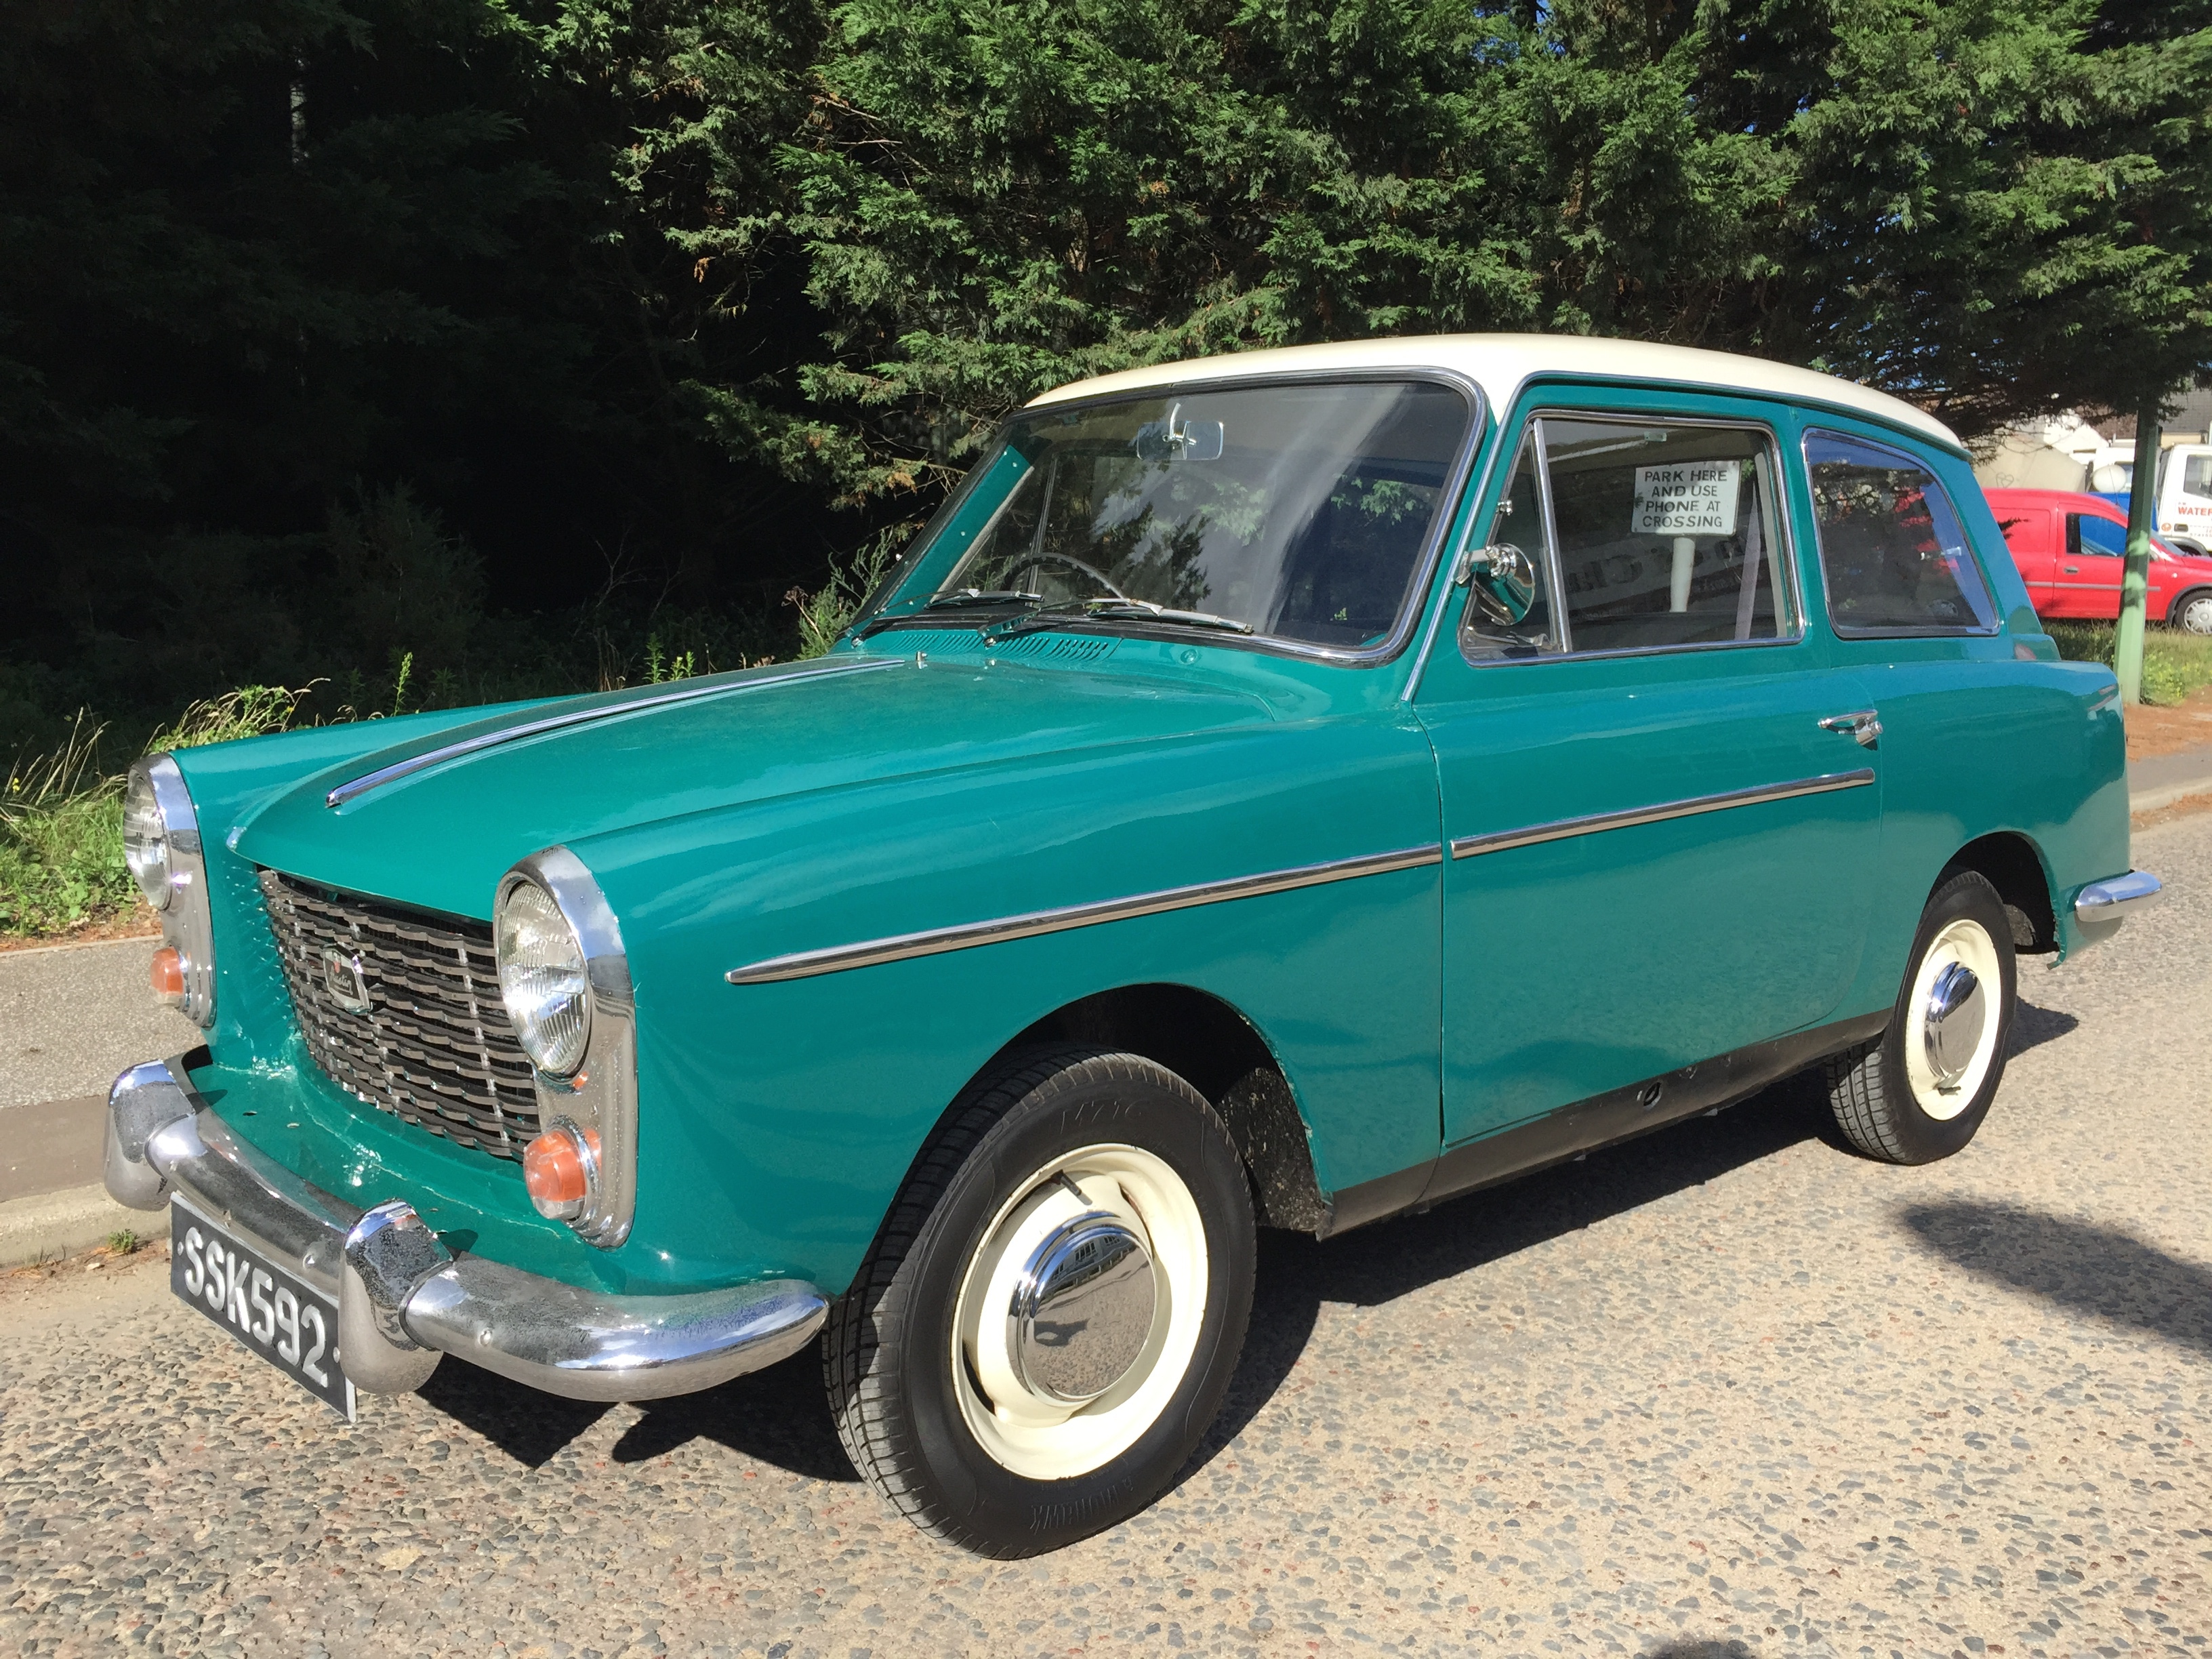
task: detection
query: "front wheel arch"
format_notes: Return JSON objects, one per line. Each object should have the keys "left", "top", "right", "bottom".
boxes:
{"left": 2168, "top": 586, "right": 2212, "bottom": 632}
{"left": 982, "top": 983, "right": 1329, "bottom": 1234}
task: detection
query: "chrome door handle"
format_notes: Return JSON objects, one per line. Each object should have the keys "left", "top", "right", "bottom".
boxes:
{"left": 1819, "top": 710, "right": 1882, "bottom": 748}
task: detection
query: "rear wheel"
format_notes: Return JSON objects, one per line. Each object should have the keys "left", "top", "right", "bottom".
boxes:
{"left": 1824, "top": 870, "right": 2016, "bottom": 1164}
{"left": 2170, "top": 588, "right": 2212, "bottom": 635}
{"left": 824, "top": 1047, "right": 1256, "bottom": 1556}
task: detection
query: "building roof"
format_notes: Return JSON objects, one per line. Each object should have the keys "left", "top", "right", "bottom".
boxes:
{"left": 1026, "top": 333, "right": 1965, "bottom": 454}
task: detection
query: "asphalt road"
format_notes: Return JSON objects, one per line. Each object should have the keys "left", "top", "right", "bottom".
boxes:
{"left": 0, "top": 936, "right": 199, "bottom": 1108}
{"left": 3, "top": 815, "right": 2207, "bottom": 1658}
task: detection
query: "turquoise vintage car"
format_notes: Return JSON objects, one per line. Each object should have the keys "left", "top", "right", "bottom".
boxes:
{"left": 106, "top": 335, "right": 2160, "bottom": 1555}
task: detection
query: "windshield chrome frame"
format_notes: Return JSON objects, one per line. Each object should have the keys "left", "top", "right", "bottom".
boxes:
{"left": 846, "top": 368, "right": 1489, "bottom": 669}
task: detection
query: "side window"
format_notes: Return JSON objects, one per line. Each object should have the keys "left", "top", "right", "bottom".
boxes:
{"left": 2069, "top": 514, "right": 2129, "bottom": 558}
{"left": 1542, "top": 417, "right": 1792, "bottom": 652}
{"left": 2185, "top": 453, "right": 2212, "bottom": 499}
{"left": 1805, "top": 432, "right": 1996, "bottom": 634}
{"left": 1459, "top": 434, "right": 1561, "bottom": 659}
{"left": 1460, "top": 413, "right": 1793, "bottom": 663}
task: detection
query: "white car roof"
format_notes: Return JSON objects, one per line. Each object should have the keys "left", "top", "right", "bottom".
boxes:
{"left": 1025, "top": 333, "right": 1965, "bottom": 455}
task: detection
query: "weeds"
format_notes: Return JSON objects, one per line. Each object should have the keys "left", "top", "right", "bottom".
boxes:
{"left": 787, "top": 524, "right": 912, "bottom": 658}
{"left": 1, "top": 687, "right": 312, "bottom": 940}
{"left": 2045, "top": 621, "right": 2212, "bottom": 705}
{"left": 106, "top": 1229, "right": 140, "bottom": 1256}
{"left": 0, "top": 712, "right": 130, "bottom": 937}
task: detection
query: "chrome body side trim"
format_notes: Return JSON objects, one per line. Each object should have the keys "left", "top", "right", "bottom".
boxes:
{"left": 325, "top": 657, "right": 903, "bottom": 810}
{"left": 108, "top": 1056, "right": 827, "bottom": 1403}
{"left": 1450, "top": 769, "right": 1877, "bottom": 859}
{"left": 726, "top": 844, "right": 1446, "bottom": 985}
{"left": 134, "top": 754, "right": 217, "bottom": 1026}
{"left": 2073, "top": 869, "right": 2162, "bottom": 928}
{"left": 499, "top": 845, "right": 639, "bottom": 1249}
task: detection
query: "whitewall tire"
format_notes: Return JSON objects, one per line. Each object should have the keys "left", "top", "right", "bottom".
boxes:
{"left": 1825, "top": 870, "right": 2017, "bottom": 1164}
{"left": 824, "top": 1048, "right": 1256, "bottom": 1556}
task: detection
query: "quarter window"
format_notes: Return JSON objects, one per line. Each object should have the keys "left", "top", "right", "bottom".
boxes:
{"left": 1805, "top": 432, "right": 1996, "bottom": 634}
{"left": 1458, "top": 414, "right": 1794, "bottom": 661}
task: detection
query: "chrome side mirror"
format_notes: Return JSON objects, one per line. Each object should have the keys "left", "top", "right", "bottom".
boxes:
{"left": 1457, "top": 543, "right": 1538, "bottom": 626}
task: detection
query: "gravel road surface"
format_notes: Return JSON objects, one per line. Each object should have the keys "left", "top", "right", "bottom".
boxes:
{"left": 3, "top": 817, "right": 2207, "bottom": 1658}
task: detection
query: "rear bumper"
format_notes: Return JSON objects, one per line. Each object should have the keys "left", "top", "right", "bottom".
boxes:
{"left": 2074, "top": 869, "right": 2163, "bottom": 929}
{"left": 104, "top": 1055, "right": 827, "bottom": 1402}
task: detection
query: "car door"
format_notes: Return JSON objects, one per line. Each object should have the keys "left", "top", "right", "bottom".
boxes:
{"left": 1414, "top": 391, "right": 1885, "bottom": 1153}
{"left": 1993, "top": 504, "right": 2056, "bottom": 614}
{"left": 2060, "top": 510, "right": 2129, "bottom": 619}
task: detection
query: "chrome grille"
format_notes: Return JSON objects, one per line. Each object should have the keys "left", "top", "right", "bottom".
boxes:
{"left": 259, "top": 869, "right": 539, "bottom": 1158}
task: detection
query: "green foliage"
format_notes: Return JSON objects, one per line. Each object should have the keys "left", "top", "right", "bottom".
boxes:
{"left": 0, "top": 714, "right": 132, "bottom": 939}
{"left": 788, "top": 527, "right": 908, "bottom": 657}
{"left": 2047, "top": 619, "right": 2212, "bottom": 705}
{"left": 106, "top": 1230, "right": 141, "bottom": 1257}
{"left": 0, "top": 689, "right": 311, "bottom": 939}
{"left": 2, "top": 0, "right": 2210, "bottom": 834}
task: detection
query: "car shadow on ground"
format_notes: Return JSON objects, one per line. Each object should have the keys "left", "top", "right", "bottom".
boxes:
{"left": 424, "top": 1001, "right": 2091, "bottom": 1483}
{"left": 2008, "top": 998, "right": 2079, "bottom": 1058}
{"left": 1189, "top": 1069, "right": 1848, "bottom": 1476}
{"left": 417, "top": 1338, "right": 859, "bottom": 1479}
{"left": 1897, "top": 1200, "right": 2212, "bottom": 1357}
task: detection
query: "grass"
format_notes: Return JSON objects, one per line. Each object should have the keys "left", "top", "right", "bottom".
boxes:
{"left": 2045, "top": 621, "right": 2212, "bottom": 706}
{"left": 0, "top": 687, "right": 310, "bottom": 941}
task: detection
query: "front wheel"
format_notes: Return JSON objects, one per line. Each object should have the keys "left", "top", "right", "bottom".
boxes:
{"left": 1824, "top": 869, "right": 2017, "bottom": 1164}
{"left": 824, "top": 1048, "right": 1256, "bottom": 1556}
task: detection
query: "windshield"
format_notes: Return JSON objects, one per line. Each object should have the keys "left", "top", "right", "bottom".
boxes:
{"left": 880, "top": 380, "right": 1473, "bottom": 651}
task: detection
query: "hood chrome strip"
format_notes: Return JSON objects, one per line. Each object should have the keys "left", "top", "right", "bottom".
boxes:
{"left": 325, "top": 656, "right": 904, "bottom": 810}
{"left": 726, "top": 844, "right": 1444, "bottom": 985}
{"left": 1451, "top": 768, "right": 1876, "bottom": 859}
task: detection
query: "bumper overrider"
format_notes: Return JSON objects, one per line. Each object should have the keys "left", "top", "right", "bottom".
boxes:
{"left": 104, "top": 1054, "right": 827, "bottom": 1403}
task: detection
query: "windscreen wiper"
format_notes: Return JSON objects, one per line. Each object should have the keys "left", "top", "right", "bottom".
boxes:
{"left": 981, "top": 597, "right": 1254, "bottom": 644}
{"left": 853, "top": 590, "right": 1044, "bottom": 640}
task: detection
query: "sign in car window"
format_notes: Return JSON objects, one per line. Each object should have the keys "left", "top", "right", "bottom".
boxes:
{"left": 1632, "top": 461, "right": 1740, "bottom": 538}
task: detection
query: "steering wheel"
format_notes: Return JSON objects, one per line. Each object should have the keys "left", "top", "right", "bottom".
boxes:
{"left": 1003, "top": 551, "right": 1132, "bottom": 601}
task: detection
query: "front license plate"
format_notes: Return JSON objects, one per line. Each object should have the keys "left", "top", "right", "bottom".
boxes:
{"left": 170, "top": 1197, "right": 356, "bottom": 1420}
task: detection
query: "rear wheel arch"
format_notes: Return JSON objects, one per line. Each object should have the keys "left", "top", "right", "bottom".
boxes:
{"left": 1940, "top": 832, "right": 2057, "bottom": 955}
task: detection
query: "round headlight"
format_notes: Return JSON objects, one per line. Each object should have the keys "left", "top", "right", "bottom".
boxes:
{"left": 495, "top": 880, "right": 592, "bottom": 1076}
{"left": 123, "top": 766, "right": 172, "bottom": 909}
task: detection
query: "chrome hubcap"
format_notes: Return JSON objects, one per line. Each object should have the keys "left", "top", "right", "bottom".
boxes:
{"left": 1921, "top": 960, "right": 1986, "bottom": 1089}
{"left": 2184, "top": 596, "right": 2212, "bottom": 635}
{"left": 1008, "top": 1214, "right": 1155, "bottom": 1404}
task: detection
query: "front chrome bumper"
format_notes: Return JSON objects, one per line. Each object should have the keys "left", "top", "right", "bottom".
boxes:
{"left": 104, "top": 1056, "right": 827, "bottom": 1403}
{"left": 2074, "top": 869, "right": 2163, "bottom": 929}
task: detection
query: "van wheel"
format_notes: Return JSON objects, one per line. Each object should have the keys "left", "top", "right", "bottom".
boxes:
{"left": 1824, "top": 870, "right": 2017, "bottom": 1164}
{"left": 824, "top": 1047, "right": 1256, "bottom": 1556}
{"left": 2171, "top": 588, "right": 2212, "bottom": 634}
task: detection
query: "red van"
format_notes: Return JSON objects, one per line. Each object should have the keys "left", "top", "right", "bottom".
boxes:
{"left": 1985, "top": 488, "right": 2212, "bottom": 633}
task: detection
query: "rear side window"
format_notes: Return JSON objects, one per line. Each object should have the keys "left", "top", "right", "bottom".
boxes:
{"left": 1805, "top": 432, "right": 1996, "bottom": 634}
{"left": 2069, "top": 514, "right": 2129, "bottom": 558}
